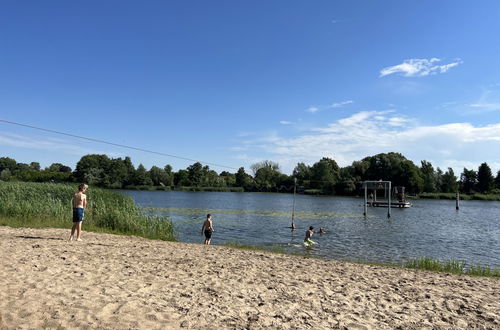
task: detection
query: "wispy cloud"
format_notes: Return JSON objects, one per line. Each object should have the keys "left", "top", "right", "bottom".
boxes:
{"left": 467, "top": 89, "right": 500, "bottom": 113}
{"left": 0, "top": 132, "right": 124, "bottom": 158}
{"left": 233, "top": 111, "right": 500, "bottom": 174}
{"left": 279, "top": 120, "right": 292, "bottom": 125}
{"left": 306, "top": 100, "right": 353, "bottom": 113}
{"left": 330, "top": 100, "right": 354, "bottom": 108}
{"left": 380, "top": 58, "right": 462, "bottom": 77}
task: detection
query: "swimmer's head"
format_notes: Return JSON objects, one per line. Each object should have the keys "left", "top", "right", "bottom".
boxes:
{"left": 309, "top": 226, "right": 314, "bottom": 230}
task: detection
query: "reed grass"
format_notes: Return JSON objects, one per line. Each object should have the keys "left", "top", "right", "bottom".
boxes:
{"left": 0, "top": 181, "right": 175, "bottom": 241}
{"left": 404, "top": 257, "right": 499, "bottom": 277}
{"left": 418, "top": 192, "right": 500, "bottom": 201}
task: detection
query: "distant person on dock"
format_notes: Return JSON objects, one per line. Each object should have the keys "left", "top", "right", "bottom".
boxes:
{"left": 69, "top": 183, "right": 88, "bottom": 241}
{"left": 201, "top": 214, "right": 214, "bottom": 245}
{"left": 304, "top": 226, "right": 315, "bottom": 245}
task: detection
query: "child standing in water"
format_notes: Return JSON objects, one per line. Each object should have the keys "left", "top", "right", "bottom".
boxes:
{"left": 201, "top": 214, "right": 214, "bottom": 245}
{"left": 69, "top": 183, "right": 88, "bottom": 241}
{"left": 304, "top": 226, "right": 315, "bottom": 245}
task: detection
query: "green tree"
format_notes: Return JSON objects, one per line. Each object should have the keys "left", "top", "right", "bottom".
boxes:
{"left": 187, "top": 162, "right": 204, "bottom": 186}
{"left": 254, "top": 165, "right": 281, "bottom": 190}
{"left": 420, "top": 160, "right": 437, "bottom": 193}
{"left": 336, "top": 167, "right": 356, "bottom": 195}
{"left": 235, "top": 167, "right": 253, "bottom": 189}
{"left": 74, "top": 154, "right": 112, "bottom": 186}
{"left": 122, "top": 157, "right": 136, "bottom": 186}
{"left": 460, "top": 168, "right": 477, "bottom": 194}
{"left": 476, "top": 162, "right": 494, "bottom": 193}
{"left": 107, "top": 158, "right": 129, "bottom": 188}
{"left": 46, "top": 163, "right": 72, "bottom": 172}
{"left": 149, "top": 166, "right": 168, "bottom": 186}
{"left": 0, "top": 157, "right": 17, "bottom": 172}
{"left": 133, "top": 164, "right": 153, "bottom": 186}
{"left": 29, "top": 162, "right": 41, "bottom": 171}
{"left": 15, "top": 163, "right": 30, "bottom": 171}
{"left": 163, "top": 165, "right": 174, "bottom": 186}
{"left": 496, "top": 170, "right": 500, "bottom": 190}
{"left": 174, "top": 169, "right": 190, "bottom": 186}
{"left": 441, "top": 167, "right": 458, "bottom": 193}
{"left": 310, "top": 157, "right": 339, "bottom": 194}
{"left": 0, "top": 169, "right": 12, "bottom": 181}
{"left": 220, "top": 171, "right": 236, "bottom": 186}
{"left": 435, "top": 167, "right": 444, "bottom": 192}
{"left": 400, "top": 160, "right": 423, "bottom": 194}
{"left": 293, "top": 162, "right": 311, "bottom": 184}
{"left": 250, "top": 160, "right": 280, "bottom": 176}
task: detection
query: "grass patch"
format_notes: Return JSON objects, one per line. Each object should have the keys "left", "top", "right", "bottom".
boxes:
{"left": 404, "top": 257, "right": 499, "bottom": 278}
{"left": 417, "top": 192, "right": 500, "bottom": 201}
{"left": 0, "top": 181, "right": 175, "bottom": 241}
{"left": 174, "top": 186, "right": 244, "bottom": 192}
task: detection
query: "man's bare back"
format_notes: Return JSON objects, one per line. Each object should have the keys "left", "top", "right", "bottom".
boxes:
{"left": 73, "top": 191, "right": 87, "bottom": 209}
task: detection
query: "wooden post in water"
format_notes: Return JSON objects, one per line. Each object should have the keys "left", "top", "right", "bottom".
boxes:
{"left": 291, "top": 177, "right": 297, "bottom": 226}
{"left": 456, "top": 192, "right": 460, "bottom": 210}
{"left": 363, "top": 183, "right": 368, "bottom": 217}
{"left": 387, "top": 181, "right": 391, "bottom": 218}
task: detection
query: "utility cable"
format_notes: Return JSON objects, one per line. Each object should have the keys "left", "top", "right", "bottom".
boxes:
{"left": 0, "top": 119, "right": 237, "bottom": 170}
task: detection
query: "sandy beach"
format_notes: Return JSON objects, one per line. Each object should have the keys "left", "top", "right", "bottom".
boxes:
{"left": 0, "top": 227, "right": 498, "bottom": 329}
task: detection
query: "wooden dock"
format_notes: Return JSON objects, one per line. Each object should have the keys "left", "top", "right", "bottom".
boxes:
{"left": 367, "top": 201, "right": 412, "bottom": 208}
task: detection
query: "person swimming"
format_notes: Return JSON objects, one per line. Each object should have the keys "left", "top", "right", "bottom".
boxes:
{"left": 319, "top": 227, "right": 326, "bottom": 234}
{"left": 304, "top": 226, "right": 315, "bottom": 246}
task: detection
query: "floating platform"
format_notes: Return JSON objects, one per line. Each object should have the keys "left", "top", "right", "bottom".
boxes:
{"left": 367, "top": 201, "right": 412, "bottom": 208}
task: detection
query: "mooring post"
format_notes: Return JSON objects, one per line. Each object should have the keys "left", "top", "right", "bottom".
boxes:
{"left": 387, "top": 181, "right": 391, "bottom": 218}
{"left": 456, "top": 191, "right": 460, "bottom": 210}
{"left": 363, "top": 184, "right": 368, "bottom": 217}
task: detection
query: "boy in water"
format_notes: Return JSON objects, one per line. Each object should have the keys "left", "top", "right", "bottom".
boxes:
{"left": 304, "top": 226, "right": 315, "bottom": 245}
{"left": 69, "top": 183, "right": 88, "bottom": 241}
{"left": 201, "top": 214, "right": 214, "bottom": 245}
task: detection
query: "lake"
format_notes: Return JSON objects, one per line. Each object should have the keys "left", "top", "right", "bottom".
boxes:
{"left": 121, "top": 190, "right": 500, "bottom": 269}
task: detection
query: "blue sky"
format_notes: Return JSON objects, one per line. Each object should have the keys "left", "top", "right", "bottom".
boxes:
{"left": 2, "top": 1, "right": 500, "bottom": 175}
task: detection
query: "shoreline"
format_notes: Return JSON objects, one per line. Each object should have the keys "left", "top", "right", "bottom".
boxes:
{"left": 1, "top": 226, "right": 498, "bottom": 329}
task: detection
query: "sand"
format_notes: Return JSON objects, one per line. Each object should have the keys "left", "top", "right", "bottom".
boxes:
{"left": 0, "top": 227, "right": 498, "bottom": 329}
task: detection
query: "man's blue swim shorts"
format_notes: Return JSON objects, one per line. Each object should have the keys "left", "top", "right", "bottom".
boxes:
{"left": 73, "top": 208, "right": 84, "bottom": 222}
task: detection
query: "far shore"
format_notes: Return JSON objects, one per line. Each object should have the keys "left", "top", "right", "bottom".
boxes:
{"left": 1, "top": 226, "right": 498, "bottom": 329}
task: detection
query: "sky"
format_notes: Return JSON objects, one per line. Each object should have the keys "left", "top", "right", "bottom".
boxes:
{"left": 2, "top": 0, "right": 500, "bottom": 175}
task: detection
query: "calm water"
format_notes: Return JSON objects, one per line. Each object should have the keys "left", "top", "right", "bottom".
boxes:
{"left": 121, "top": 190, "right": 500, "bottom": 268}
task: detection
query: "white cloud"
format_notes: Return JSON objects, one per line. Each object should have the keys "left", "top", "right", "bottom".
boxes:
{"left": 306, "top": 100, "right": 353, "bottom": 113}
{"left": 330, "top": 100, "right": 353, "bottom": 108}
{"left": 307, "top": 106, "right": 319, "bottom": 113}
{"left": 279, "top": 120, "right": 292, "bottom": 125}
{"left": 233, "top": 111, "right": 500, "bottom": 174}
{"left": 380, "top": 58, "right": 462, "bottom": 77}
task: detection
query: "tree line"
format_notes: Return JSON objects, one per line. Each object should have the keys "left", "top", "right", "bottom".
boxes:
{"left": 1, "top": 152, "right": 500, "bottom": 195}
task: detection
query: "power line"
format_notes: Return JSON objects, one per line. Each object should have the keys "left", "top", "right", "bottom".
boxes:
{"left": 0, "top": 119, "right": 237, "bottom": 170}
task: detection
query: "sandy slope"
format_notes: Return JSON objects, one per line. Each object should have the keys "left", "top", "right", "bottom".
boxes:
{"left": 0, "top": 227, "right": 498, "bottom": 329}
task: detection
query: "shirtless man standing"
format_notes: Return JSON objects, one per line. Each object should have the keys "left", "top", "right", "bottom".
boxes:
{"left": 69, "top": 183, "right": 88, "bottom": 241}
{"left": 201, "top": 214, "right": 214, "bottom": 245}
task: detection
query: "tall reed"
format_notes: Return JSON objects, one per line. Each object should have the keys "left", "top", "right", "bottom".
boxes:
{"left": 0, "top": 181, "right": 175, "bottom": 241}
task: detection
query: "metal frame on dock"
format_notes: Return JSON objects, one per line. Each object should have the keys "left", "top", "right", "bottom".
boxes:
{"left": 362, "top": 180, "right": 391, "bottom": 218}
